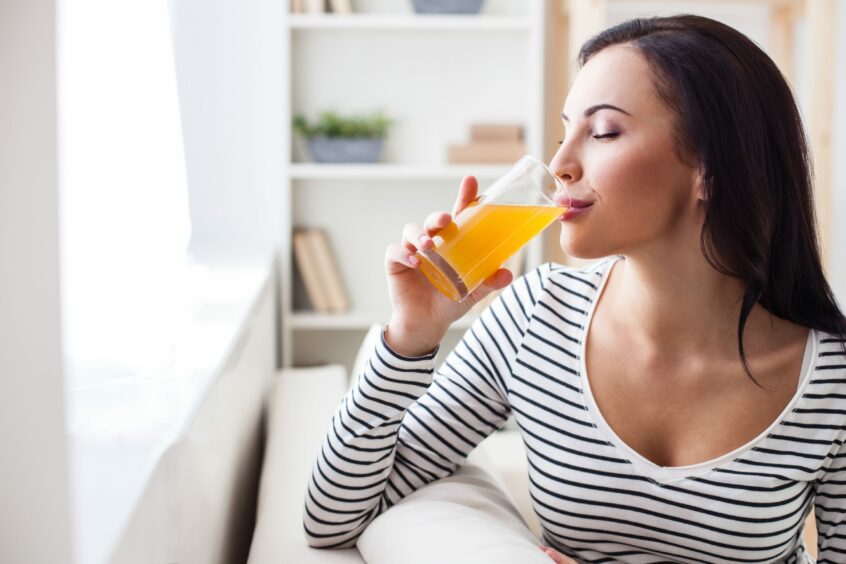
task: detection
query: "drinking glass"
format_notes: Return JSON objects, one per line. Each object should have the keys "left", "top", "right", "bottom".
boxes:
{"left": 417, "top": 155, "right": 568, "bottom": 302}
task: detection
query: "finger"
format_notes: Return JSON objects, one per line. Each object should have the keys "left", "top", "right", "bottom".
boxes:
{"left": 451, "top": 176, "right": 479, "bottom": 216}
{"left": 467, "top": 268, "right": 513, "bottom": 306}
{"left": 401, "top": 222, "right": 434, "bottom": 253}
{"left": 546, "top": 552, "right": 562, "bottom": 564}
{"left": 540, "top": 546, "right": 576, "bottom": 564}
{"left": 538, "top": 545, "right": 566, "bottom": 564}
{"left": 484, "top": 268, "right": 514, "bottom": 291}
{"left": 422, "top": 211, "right": 452, "bottom": 235}
{"left": 385, "top": 242, "right": 420, "bottom": 275}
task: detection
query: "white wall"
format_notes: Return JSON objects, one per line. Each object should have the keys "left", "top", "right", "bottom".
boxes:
{"left": 109, "top": 276, "right": 275, "bottom": 564}
{"left": 0, "top": 1, "right": 74, "bottom": 562}
{"left": 607, "top": 1, "right": 770, "bottom": 45}
{"left": 172, "top": 0, "right": 285, "bottom": 262}
{"left": 833, "top": 1, "right": 846, "bottom": 307}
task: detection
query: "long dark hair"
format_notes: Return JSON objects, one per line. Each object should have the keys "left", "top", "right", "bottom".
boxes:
{"left": 579, "top": 15, "right": 846, "bottom": 386}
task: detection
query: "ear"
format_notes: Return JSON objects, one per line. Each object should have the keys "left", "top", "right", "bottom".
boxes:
{"left": 692, "top": 165, "right": 706, "bottom": 202}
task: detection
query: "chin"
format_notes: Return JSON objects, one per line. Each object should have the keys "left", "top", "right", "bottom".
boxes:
{"left": 558, "top": 232, "right": 611, "bottom": 261}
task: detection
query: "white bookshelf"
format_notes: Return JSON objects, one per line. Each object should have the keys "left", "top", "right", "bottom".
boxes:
{"left": 280, "top": 0, "right": 549, "bottom": 371}
{"left": 290, "top": 163, "right": 512, "bottom": 180}
{"left": 288, "top": 14, "right": 530, "bottom": 31}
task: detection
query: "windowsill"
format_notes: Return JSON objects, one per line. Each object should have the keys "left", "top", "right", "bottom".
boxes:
{"left": 65, "top": 252, "right": 275, "bottom": 564}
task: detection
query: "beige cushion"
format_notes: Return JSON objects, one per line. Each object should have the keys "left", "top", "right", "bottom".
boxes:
{"left": 357, "top": 462, "right": 550, "bottom": 564}
{"left": 248, "top": 366, "right": 365, "bottom": 564}
{"left": 470, "top": 430, "right": 542, "bottom": 538}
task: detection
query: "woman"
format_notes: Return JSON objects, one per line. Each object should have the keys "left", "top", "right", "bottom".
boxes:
{"left": 304, "top": 15, "right": 846, "bottom": 562}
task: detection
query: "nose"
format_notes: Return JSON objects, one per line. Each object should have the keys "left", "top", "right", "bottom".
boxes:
{"left": 550, "top": 140, "right": 582, "bottom": 184}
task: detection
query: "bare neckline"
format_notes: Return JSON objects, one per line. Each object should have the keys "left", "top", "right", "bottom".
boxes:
{"left": 578, "top": 256, "right": 817, "bottom": 484}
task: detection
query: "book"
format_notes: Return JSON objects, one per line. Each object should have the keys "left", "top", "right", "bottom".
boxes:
{"left": 447, "top": 141, "right": 526, "bottom": 164}
{"left": 308, "top": 228, "right": 351, "bottom": 313}
{"left": 293, "top": 228, "right": 332, "bottom": 313}
{"left": 304, "top": 0, "right": 325, "bottom": 14}
{"left": 328, "top": 0, "right": 352, "bottom": 13}
{"left": 469, "top": 124, "right": 524, "bottom": 142}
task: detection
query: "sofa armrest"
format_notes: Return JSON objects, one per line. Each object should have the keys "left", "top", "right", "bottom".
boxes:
{"left": 248, "top": 366, "right": 365, "bottom": 564}
{"left": 357, "top": 462, "right": 549, "bottom": 564}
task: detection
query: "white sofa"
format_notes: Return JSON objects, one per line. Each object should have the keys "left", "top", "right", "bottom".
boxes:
{"left": 246, "top": 362, "right": 543, "bottom": 564}
{"left": 245, "top": 342, "right": 819, "bottom": 563}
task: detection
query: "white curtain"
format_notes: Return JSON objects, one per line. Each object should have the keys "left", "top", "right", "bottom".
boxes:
{"left": 59, "top": 0, "right": 192, "bottom": 388}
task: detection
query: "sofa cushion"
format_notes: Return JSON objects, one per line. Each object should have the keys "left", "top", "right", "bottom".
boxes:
{"left": 469, "top": 429, "right": 542, "bottom": 537}
{"left": 357, "top": 462, "right": 551, "bottom": 564}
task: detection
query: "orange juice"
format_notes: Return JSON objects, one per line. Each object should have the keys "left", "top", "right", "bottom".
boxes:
{"left": 418, "top": 202, "right": 565, "bottom": 301}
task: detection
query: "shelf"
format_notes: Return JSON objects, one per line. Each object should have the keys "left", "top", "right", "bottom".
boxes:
{"left": 287, "top": 14, "right": 530, "bottom": 32}
{"left": 281, "top": 0, "right": 545, "bottom": 369}
{"left": 289, "top": 163, "right": 512, "bottom": 180}
{"left": 290, "top": 311, "right": 476, "bottom": 330}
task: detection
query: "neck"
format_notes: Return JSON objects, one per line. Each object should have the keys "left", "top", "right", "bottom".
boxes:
{"left": 608, "top": 251, "right": 746, "bottom": 354}
{"left": 595, "top": 203, "right": 802, "bottom": 363}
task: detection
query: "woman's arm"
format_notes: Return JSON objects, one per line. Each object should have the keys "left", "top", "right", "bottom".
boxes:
{"left": 303, "top": 265, "right": 552, "bottom": 548}
{"left": 814, "top": 435, "right": 846, "bottom": 562}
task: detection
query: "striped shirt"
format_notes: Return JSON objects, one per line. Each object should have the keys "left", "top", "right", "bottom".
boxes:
{"left": 304, "top": 256, "right": 846, "bottom": 563}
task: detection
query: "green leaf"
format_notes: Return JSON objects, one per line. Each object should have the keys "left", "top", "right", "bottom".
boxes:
{"left": 292, "top": 110, "right": 392, "bottom": 139}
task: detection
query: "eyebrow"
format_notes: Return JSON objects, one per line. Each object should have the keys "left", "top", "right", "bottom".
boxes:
{"left": 561, "top": 104, "right": 631, "bottom": 122}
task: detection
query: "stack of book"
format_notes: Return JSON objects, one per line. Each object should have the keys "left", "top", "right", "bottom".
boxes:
{"left": 292, "top": 228, "right": 350, "bottom": 313}
{"left": 448, "top": 123, "right": 525, "bottom": 164}
{"left": 292, "top": 226, "right": 527, "bottom": 317}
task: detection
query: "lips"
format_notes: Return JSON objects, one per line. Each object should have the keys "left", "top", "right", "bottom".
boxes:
{"left": 567, "top": 199, "right": 594, "bottom": 209}
{"left": 552, "top": 192, "right": 594, "bottom": 209}
{"left": 556, "top": 197, "right": 594, "bottom": 221}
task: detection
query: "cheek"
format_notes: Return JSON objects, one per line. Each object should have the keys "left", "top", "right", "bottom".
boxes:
{"left": 596, "top": 144, "right": 688, "bottom": 222}
{"left": 559, "top": 146, "right": 691, "bottom": 258}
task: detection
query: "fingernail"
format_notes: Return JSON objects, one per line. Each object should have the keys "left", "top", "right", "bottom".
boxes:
{"left": 419, "top": 235, "right": 428, "bottom": 246}
{"left": 409, "top": 255, "right": 419, "bottom": 266}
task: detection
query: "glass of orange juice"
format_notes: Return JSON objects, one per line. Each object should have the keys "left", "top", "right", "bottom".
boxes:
{"left": 417, "top": 155, "right": 568, "bottom": 302}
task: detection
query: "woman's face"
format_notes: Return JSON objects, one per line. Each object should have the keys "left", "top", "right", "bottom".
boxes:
{"left": 550, "top": 44, "right": 702, "bottom": 260}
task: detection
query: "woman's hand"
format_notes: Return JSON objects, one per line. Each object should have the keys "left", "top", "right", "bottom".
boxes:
{"left": 383, "top": 175, "right": 513, "bottom": 357}
{"left": 538, "top": 544, "right": 577, "bottom": 563}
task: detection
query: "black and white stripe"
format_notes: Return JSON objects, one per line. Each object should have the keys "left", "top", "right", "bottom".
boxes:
{"left": 304, "top": 257, "right": 846, "bottom": 562}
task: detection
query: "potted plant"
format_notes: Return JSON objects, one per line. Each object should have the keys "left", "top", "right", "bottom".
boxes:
{"left": 293, "top": 111, "right": 392, "bottom": 164}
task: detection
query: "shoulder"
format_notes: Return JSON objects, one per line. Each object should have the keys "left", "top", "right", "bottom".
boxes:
{"left": 810, "top": 330, "right": 846, "bottom": 399}
{"left": 792, "top": 330, "right": 846, "bottom": 462}
{"left": 547, "top": 257, "right": 617, "bottom": 294}
{"left": 501, "top": 256, "right": 619, "bottom": 313}
{"left": 810, "top": 330, "right": 846, "bottom": 387}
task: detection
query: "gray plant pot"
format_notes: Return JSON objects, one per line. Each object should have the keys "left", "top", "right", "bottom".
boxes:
{"left": 307, "top": 137, "right": 385, "bottom": 164}
{"left": 410, "top": 0, "right": 484, "bottom": 14}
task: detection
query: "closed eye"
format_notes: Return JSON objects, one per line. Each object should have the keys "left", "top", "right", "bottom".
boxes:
{"left": 558, "top": 132, "right": 620, "bottom": 144}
